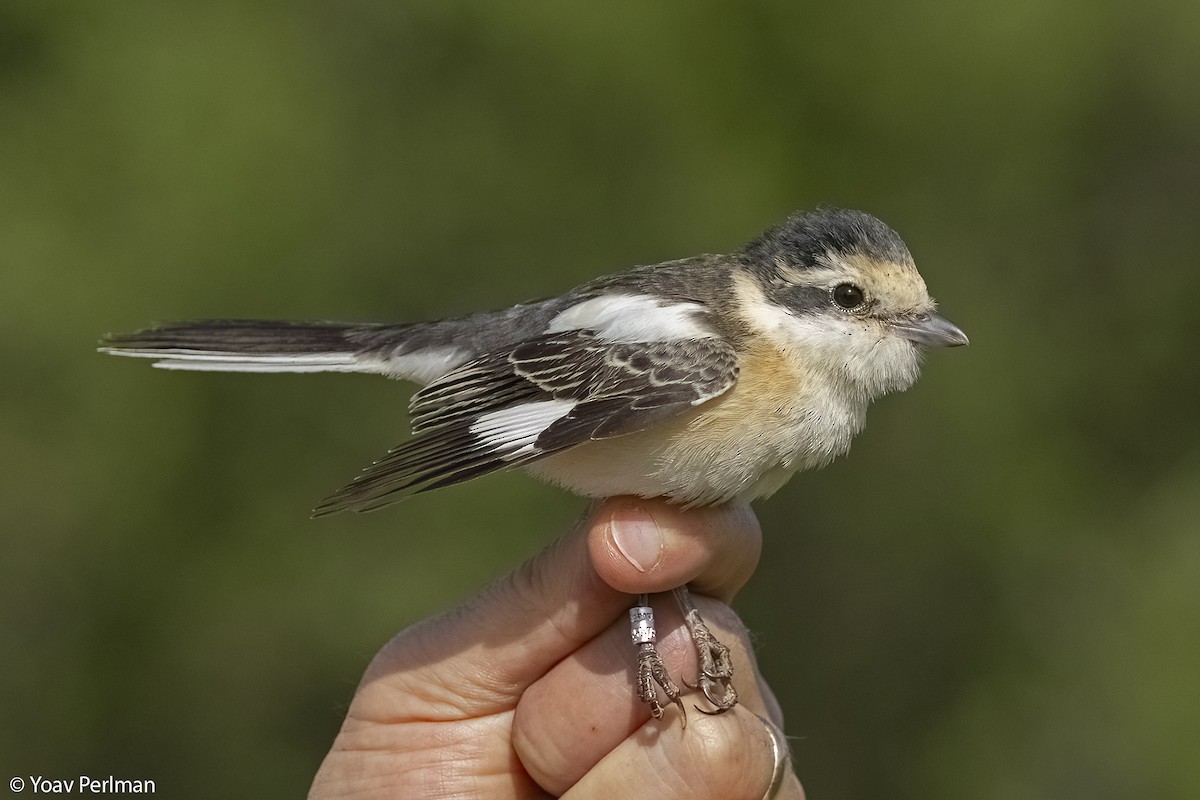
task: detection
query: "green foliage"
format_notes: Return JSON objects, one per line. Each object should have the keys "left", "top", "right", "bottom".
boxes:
{"left": 2, "top": 1, "right": 1197, "bottom": 796}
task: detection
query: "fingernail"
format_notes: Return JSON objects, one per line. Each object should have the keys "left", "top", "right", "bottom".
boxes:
{"left": 610, "top": 506, "right": 663, "bottom": 573}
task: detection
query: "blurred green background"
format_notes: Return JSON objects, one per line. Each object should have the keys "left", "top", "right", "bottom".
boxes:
{"left": 3, "top": 1, "right": 1199, "bottom": 797}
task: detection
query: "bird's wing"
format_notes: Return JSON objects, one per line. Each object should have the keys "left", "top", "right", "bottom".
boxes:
{"left": 312, "top": 330, "right": 739, "bottom": 514}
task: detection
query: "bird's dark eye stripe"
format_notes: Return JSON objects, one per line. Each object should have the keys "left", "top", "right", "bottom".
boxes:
{"left": 832, "top": 283, "right": 865, "bottom": 310}
{"left": 768, "top": 283, "right": 829, "bottom": 313}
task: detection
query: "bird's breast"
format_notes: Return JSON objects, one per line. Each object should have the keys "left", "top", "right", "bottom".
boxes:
{"left": 526, "top": 340, "right": 866, "bottom": 506}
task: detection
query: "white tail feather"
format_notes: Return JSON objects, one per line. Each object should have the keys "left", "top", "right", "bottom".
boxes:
{"left": 100, "top": 344, "right": 468, "bottom": 382}
{"left": 152, "top": 360, "right": 365, "bottom": 373}
{"left": 100, "top": 320, "right": 472, "bottom": 384}
{"left": 100, "top": 347, "right": 367, "bottom": 373}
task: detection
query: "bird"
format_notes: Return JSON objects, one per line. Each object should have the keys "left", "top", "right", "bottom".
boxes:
{"left": 100, "top": 207, "right": 968, "bottom": 724}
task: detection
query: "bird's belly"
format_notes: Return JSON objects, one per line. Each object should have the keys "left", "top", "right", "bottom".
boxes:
{"left": 526, "top": 346, "right": 866, "bottom": 506}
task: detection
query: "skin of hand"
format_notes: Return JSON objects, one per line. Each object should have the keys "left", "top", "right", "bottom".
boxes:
{"left": 308, "top": 497, "right": 805, "bottom": 800}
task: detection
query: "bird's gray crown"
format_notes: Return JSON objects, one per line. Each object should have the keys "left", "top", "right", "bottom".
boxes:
{"left": 741, "top": 207, "right": 913, "bottom": 273}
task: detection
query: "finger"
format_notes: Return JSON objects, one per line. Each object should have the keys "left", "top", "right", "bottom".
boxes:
{"left": 588, "top": 497, "right": 762, "bottom": 603}
{"left": 514, "top": 592, "right": 777, "bottom": 795}
{"left": 561, "top": 706, "right": 796, "bottom": 800}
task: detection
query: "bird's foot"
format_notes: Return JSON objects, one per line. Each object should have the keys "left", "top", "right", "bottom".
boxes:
{"left": 681, "top": 606, "right": 739, "bottom": 714}
{"left": 635, "top": 641, "right": 686, "bottom": 728}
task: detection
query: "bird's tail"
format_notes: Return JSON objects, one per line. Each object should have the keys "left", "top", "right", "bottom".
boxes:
{"left": 99, "top": 319, "right": 400, "bottom": 375}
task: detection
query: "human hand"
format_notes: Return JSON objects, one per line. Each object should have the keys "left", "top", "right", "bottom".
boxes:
{"left": 309, "top": 497, "right": 804, "bottom": 799}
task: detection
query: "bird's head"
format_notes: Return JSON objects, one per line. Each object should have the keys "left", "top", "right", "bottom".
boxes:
{"left": 736, "top": 207, "right": 968, "bottom": 401}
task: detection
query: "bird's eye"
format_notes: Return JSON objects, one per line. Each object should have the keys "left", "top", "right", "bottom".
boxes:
{"left": 832, "top": 283, "right": 865, "bottom": 310}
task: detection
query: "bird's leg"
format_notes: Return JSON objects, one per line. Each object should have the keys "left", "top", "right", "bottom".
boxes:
{"left": 630, "top": 595, "right": 686, "bottom": 727}
{"left": 672, "top": 585, "right": 739, "bottom": 714}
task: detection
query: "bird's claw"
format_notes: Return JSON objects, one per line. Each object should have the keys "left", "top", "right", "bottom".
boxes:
{"left": 683, "top": 608, "right": 739, "bottom": 714}
{"left": 636, "top": 642, "right": 687, "bottom": 728}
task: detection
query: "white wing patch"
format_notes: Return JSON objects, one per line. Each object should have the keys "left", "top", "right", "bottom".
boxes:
{"left": 545, "top": 294, "right": 713, "bottom": 342}
{"left": 469, "top": 399, "right": 577, "bottom": 457}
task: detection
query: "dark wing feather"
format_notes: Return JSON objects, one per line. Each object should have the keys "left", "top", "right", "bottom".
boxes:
{"left": 525, "top": 338, "right": 739, "bottom": 450}
{"left": 312, "top": 331, "right": 738, "bottom": 515}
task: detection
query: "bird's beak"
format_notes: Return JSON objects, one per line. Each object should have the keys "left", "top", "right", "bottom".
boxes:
{"left": 893, "top": 311, "right": 969, "bottom": 348}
